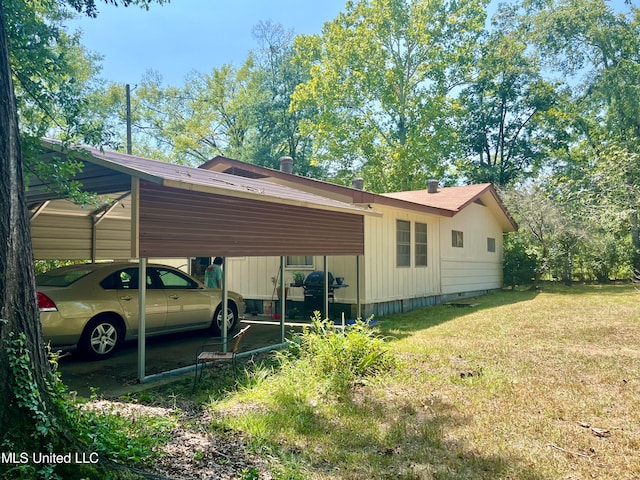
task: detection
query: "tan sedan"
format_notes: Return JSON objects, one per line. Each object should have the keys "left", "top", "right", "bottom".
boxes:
{"left": 37, "top": 263, "right": 245, "bottom": 360}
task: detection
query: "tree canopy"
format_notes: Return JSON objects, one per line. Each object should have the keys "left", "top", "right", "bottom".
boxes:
{"left": 291, "top": 0, "right": 488, "bottom": 191}
{"left": 64, "top": 0, "right": 640, "bottom": 276}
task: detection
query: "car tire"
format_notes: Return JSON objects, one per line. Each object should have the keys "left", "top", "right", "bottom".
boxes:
{"left": 79, "top": 316, "right": 122, "bottom": 360}
{"left": 211, "top": 302, "right": 239, "bottom": 336}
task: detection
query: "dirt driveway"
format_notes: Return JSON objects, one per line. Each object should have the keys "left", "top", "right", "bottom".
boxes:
{"left": 57, "top": 319, "right": 295, "bottom": 397}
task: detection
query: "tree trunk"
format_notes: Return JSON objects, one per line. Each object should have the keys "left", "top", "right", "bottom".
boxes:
{"left": 0, "top": 0, "right": 56, "bottom": 452}
{"left": 630, "top": 209, "right": 640, "bottom": 273}
{"left": 528, "top": 244, "right": 548, "bottom": 291}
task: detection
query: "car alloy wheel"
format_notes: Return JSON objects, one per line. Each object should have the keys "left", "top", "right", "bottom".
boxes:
{"left": 81, "top": 317, "right": 121, "bottom": 360}
{"left": 213, "top": 303, "right": 238, "bottom": 335}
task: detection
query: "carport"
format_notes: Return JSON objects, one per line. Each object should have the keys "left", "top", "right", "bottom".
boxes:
{"left": 29, "top": 139, "right": 371, "bottom": 383}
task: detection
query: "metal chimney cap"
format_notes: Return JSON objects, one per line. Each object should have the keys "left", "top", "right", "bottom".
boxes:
{"left": 279, "top": 156, "right": 293, "bottom": 174}
{"left": 352, "top": 177, "right": 364, "bottom": 190}
{"left": 427, "top": 179, "right": 439, "bottom": 194}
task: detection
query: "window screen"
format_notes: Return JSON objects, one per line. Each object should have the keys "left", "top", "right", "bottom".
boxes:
{"left": 452, "top": 230, "right": 464, "bottom": 248}
{"left": 397, "top": 220, "right": 411, "bottom": 267}
{"left": 415, "top": 223, "right": 427, "bottom": 266}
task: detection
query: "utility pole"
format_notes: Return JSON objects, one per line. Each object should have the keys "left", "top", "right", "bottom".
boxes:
{"left": 126, "top": 83, "right": 132, "bottom": 154}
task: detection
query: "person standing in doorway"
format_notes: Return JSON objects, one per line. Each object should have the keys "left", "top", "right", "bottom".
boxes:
{"left": 205, "top": 257, "right": 223, "bottom": 289}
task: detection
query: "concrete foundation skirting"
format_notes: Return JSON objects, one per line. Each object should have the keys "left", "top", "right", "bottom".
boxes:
{"left": 244, "top": 289, "right": 500, "bottom": 321}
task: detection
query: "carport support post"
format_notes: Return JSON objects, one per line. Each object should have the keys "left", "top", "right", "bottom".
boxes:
{"left": 222, "top": 257, "right": 228, "bottom": 352}
{"left": 280, "top": 256, "right": 285, "bottom": 342}
{"left": 137, "top": 258, "right": 147, "bottom": 383}
{"left": 356, "top": 255, "right": 361, "bottom": 319}
{"left": 323, "top": 256, "right": 329, "bottom": 320}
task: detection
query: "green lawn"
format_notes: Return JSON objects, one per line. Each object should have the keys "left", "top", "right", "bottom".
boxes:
{"left": 151, "top": 284, "right": 640, "bottom": 479}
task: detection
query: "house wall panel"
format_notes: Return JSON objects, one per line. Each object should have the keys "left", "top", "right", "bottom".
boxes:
{"left": 220, "top": 255, "right": 359, "bottom": 304}
{"left": 363, "top": 205, "right": 441, "bottom": 304}
{"left": 440, "top": 203, "right": 503, "bottom": 294}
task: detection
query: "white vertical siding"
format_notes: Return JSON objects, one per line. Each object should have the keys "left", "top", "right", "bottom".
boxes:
{"left": 212, "top": 255, "right": 359, "bottom": 304}
{"left": 363, "top": 205, "right": 441, "bottom": 303}
{"left": 440, "top": 202, "right": 503, "bottom": 294}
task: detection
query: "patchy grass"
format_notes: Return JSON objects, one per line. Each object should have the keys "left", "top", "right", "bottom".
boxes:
{"left": 143, "top": 284, "right": 640, "bottom": 479}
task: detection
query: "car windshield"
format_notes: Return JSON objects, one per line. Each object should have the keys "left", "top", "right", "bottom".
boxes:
{"left": 37, "top": 268, "right": 94, "bottom": 287}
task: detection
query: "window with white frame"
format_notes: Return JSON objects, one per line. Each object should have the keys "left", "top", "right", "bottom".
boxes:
{"left": 397, "top": 220, "right": 411, "bottom": 267}
{"left": 415, "top": 222, "right": 428, "bottom": 266}
{"left": 286, "top": 256, "right": 313, "bottom": 268}
{"left": 452, "top": 230, "right": 464, "bottom": 248}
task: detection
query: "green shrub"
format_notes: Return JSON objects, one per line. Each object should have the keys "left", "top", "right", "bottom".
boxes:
{"left": 503, "top": 233, "right": 538, "bottom": 288}
{"left": 281, "top": 313, "right": 396, "bottom": 392}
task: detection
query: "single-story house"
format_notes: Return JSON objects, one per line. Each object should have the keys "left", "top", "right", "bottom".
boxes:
{"left": 198, "top": 156, "right": 518, "bottom": 319}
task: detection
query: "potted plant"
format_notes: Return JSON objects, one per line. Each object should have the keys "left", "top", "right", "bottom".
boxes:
{"left": 291, "top": 271, "right": 305, "bottom": 287}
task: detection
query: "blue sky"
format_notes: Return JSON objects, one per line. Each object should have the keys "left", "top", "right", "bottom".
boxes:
{"left": 66, "top": 0, "right": 348, "bottom": 86}
{"left": 67, "top": 0, "right": 633, "bottom": 87}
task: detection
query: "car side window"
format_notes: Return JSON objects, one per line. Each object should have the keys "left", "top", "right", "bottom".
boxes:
{"left": 100, "top": 272, "right": 122, "bottom": 290}
{"left": 117, "top": 268, "right": 155, "bottom": 290}
{"left": 156, "top": 268, "right": 198, "bottom": 289}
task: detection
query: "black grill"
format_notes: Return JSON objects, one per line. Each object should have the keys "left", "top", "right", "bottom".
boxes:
{"left": 303, "top": 271, "right": 335, "bottom": 315}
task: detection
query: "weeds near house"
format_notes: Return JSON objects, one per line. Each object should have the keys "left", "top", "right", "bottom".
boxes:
{"left": 75, "top": 397, "right": 178, "bottom": 466}
{"left": 280, "top": 313, "right": 397, "bottom": 392}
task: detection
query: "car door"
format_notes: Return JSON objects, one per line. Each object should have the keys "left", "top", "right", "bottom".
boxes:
{"left": 113, "top": 267, "right": 167, "bottom": 334}
{"left": 154, "top": 266, "right": 215, "bottom": 330}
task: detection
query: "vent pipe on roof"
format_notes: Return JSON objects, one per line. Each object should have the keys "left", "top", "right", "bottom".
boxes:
{"left": 352, "top": 177, "right": 364, "bottom": 190}
{"left": 279, "top": 156, "right": 293, "bottom": 174}
{"left": 427, "top": 179, "right": 439, "bottom": 194}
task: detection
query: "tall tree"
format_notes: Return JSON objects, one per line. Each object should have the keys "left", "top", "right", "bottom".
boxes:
{"left": 0, "top": 0, "right": 164, "bottom": 475}
{"left": 550, "top": 137, "right": 638, "bottom": 280}
{"left": 502, "top": 183, "right": 585, "bottom": 289}
{"left": 528, "top": 0, "right": 640, "bottom": 269}
{"left": 292, "top": 0, "right": 488, "bottom": 192}
{"left": 116, "top": 21, "right": 320, "bottom": 173}
{"left": 127, "top": 64, "right": 257, "bottom": 165}
{"left": 246, "top": 20, "right": 319, "bottom": 175}
{"left": 456, "top": 7, "right": 563, "bottom": 186}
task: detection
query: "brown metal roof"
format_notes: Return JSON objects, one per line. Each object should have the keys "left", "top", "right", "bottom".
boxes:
{"left": 201, "top": 155, "right": 380, "bottom": 205}
{"left": 32, "top": 140, "right": 374, "bottom": 217}
{"left": 28, "top": 140, "right": 370, "bottom": 259}
{"left": 200, "top": 156, "right": 517, "bottom": 231}
{"left": 200, "top": 156, "right": 454, "bottom": 216}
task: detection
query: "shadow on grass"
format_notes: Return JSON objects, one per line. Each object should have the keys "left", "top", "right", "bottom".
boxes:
{"left": 226, "top": 380, "right": 543, "bottom": 480}
{"left": 532, "top": 281, "right": 638, "bottom": 296}
{"left": 141, "top": 327, "right": 548, "bottom": 479}
{"left": 376, "top": 288, "right": 539, "bottom": 340}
